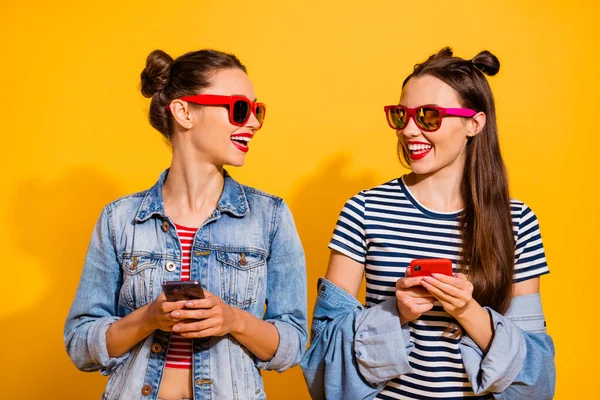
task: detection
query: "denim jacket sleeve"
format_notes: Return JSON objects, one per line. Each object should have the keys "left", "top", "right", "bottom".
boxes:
{"left": 254, "top": 200, "right": 308, "bottom": 372}
{"left": 63, "top": 205, "right": 129, "bottom": 375}
{"left": 301, "top": 278, "right": 414, "bottom": 400}
{"left": 460, "top": 293, "right": 556, "bottom": 399}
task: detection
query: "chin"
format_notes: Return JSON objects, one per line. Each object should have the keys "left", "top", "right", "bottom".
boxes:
{"left": 228, "top": 157, "right": 247, "bottom": 168}
{"left": 409, "top": 163, "right": 435, "bottom": 176}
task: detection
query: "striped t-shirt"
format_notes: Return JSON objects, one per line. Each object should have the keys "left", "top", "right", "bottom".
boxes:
{"left": 329, "top": 177, "right": 549, "bottom": 399}
{"left": 164, "top": 224, "right": 197, "bottom": 369}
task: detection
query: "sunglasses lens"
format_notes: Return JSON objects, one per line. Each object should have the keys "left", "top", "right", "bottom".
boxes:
{"left": 232, "top": 100, "right": 251, "bottom": 125}
{"left": 388, "top": 107, "right": 407, "bottom": 129}
{"left": 416, "top": 107, "right": 441, "bottom": 131}
{"left": 255, "top": 104, "right": 266, "bottom": 126}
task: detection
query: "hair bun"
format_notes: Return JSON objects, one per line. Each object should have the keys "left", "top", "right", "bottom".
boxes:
{"left": 140, "top": 50, "right": 174, "bottom": 98}
{"left": 471, "top": 50, "right": 500, "bottom": 76}
{"left": 429, "top": 46, "right": 454, "bottom": 61}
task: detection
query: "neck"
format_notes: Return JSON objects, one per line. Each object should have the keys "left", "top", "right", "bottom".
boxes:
{"left": 163, "top": 152, "right": 225, "bottom": 216}
{"left": 405, "top": 167, "right": 464, "bottom": 213}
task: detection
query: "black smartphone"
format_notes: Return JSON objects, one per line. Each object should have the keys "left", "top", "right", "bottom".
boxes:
{"left": 161, "top": 280, "right": 205, "bottom": 301}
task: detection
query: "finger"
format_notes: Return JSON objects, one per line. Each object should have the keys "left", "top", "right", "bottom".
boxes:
{"left": 184, "top": 296, "right": 219, "bottom": 309}
{"left": 396, "top": 276, "right": 424, "bottom": 289}
{"left": 180, "top": 327, "right": 219, "bottom": 339}
{"left": 160, "top": 299, "right": 189, "bottom": 312}
{"left": 422, "top": 276, "right": 463, "bottom": 297}
{"left": 172, "top": 307, "right": 218, "bottom": 320}
{"left": 431, "top": 273, "right": 470, "bottom": 290}
{"left": 413, "top": 297, "right": 435, "bottom": 306}
{"left": 174, "top": 318, "right": 216, "bottom": 333}
{"left": 412, "top": 302, "right": 435, "bottom": 314}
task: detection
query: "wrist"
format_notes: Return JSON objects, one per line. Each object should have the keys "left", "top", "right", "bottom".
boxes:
{"left": 454, "top": 299, "right": 484, "bottom": 324}
{"left": 229, "top": 306, "right": 246, "bottom": 336}
{"left": 139, "top": 304, "right": 157, "bottom": 333}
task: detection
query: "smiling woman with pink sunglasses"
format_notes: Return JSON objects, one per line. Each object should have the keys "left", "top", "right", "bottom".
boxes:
{"left": 302, "top": 48, "right": 555, "bottom": 399}
{"left": 64, "top": 49, "right": 307, "bottom": 400}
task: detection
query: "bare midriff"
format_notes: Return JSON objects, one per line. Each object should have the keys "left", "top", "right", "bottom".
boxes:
{"left": 157, "top": 368, "right": 192, "bottom": 400}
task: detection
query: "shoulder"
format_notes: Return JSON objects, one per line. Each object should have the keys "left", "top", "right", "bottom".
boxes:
{"left": 242, "top": 184, "right": 283, "bottom": 206}
{"left": 341, "top": 177, "right": 402, "bottom": 206}
{"left": 97, "top": 190, "right": 149, "bottom": 225}
{"left": 103, "top": 190, "right": 147, "bottom": 211}
{"left": 510, "top": 198, "right": 541, "bottom": 226}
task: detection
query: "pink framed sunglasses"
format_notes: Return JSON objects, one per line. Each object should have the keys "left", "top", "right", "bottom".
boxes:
{"left": 384, "top": 105, "right": 477, "bottom": 132}
{"left": 169, "top": 95, "right": 266, "bottom": 129}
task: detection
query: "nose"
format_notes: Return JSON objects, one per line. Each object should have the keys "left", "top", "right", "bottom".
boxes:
{"left": 399, "top": 114, "right": 421, "bottom": 138}
{"left": 246, "top": 110, "right": 260, "bottom": 130}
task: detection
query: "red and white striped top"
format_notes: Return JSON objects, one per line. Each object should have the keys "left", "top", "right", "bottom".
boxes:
{"left": 164, "top": 223, "right": 197, "bottom": 369}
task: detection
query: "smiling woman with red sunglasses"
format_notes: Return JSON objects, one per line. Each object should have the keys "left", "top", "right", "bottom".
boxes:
{"left": 302, "top": 48, "right": 555, "bottom": 399}
{"left": 64, "top": 49, "right": 307, "bottom": 400}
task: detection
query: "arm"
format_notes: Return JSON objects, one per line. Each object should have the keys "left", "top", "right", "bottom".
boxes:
{"left": 254, "top": 199, "right": 308, "bottom": 370}
{"left": 460, "top": 290, "right": 555, "bottom": 399}
{"left": 422, "top": 271, "right": 554, "bottom": 398}
{"left": 63, "top": 206, "right": 131, "bottom": 373}
{"left": 106, "top": 294, "right": 187, "bottom": 357}
{"left": 301, "top": 252, "right": 415, "bottom": 400}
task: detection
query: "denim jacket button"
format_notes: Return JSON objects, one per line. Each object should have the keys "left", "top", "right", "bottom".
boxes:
{"left": 141, "top": 385, "right": 153, "bottom": 396}
{"left": 165, "top": 262, "right": 176, "bottom": 272}
{"left": 194, "top": 250, "right": 202, "bottom": 256}
{"left": 161, "top": 221, "right": 170, "bottom": 232}
{"left": 151, "top": 343, "right": 162, "bottom": 353}
{"left": 130, "top": 257, "right": 138, "bottom": 270}
{"left": 195, "top": 379, "right": 212, "bottom": 386}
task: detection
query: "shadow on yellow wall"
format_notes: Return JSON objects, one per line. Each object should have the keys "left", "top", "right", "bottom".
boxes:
{"left": 263, "top": 154, "right": 379, "bottom": 398}
{"left": 2, "top": 167, "right": 122, "bottom": 397}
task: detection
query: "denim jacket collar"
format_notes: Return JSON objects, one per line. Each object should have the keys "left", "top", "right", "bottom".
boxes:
{"left": 135, "top": 168, "right": 249, "bottom": 222}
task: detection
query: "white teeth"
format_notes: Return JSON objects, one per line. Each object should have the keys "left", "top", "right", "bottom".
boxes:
{"left": 407, "top": 144, "right": 432, "bottom": 151}
{"left": 231, "top": 136, "right": 251, "bottom": 142}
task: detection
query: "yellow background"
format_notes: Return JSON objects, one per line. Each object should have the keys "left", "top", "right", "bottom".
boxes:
{"left": 1, "top": 0, "right": 597, "bottom": 398}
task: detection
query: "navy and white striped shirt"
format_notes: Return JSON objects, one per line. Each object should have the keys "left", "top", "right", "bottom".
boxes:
{"left": 329, "top": 177, "right": 549, "bottom": 399}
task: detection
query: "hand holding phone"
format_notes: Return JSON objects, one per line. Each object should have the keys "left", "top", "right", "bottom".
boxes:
{"left": 406, "top": 258, "right": 453, "bottom": 277}
{"left": 162, "top": 280, "right": 205, "bottom": 302}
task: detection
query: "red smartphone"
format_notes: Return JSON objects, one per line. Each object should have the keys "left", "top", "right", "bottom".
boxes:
{"left": 407, "top": 258, "right": 453, "bottom": 277}
{"left": 162, "top": 280, "right": 205, "bottom": 301}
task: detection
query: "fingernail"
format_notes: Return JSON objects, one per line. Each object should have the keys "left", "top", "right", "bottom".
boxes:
{"left": 431, "top": 273, "right": 441, "bottom": 279}
{"left": 172, "top": 311, "right": 180, "bottom": 317}
{"left": 173, "top": 325, "right": 180, "bottom": 331}
{"left": 185, "top": 302, "right": 194, "bottom": 307}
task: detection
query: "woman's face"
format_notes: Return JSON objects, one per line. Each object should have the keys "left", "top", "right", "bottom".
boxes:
{"left": 398, "top": 75, "right": 479, "bottom": 178}
{"left": 181, "top": 68, "right": 261, "bottom": 167}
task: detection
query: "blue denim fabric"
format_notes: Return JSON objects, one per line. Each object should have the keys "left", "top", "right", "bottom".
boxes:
{"left": 301, "top": 278, "right": 555, "bottom": 400}
{"left": 64, "top": 169, "right": 308, "bottom": 400}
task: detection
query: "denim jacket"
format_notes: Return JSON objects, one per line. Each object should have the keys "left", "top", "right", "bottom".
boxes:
{"left": 301, "top": 278, "right": 555, "bottom": 400}
{"left": 64, "top": 170, "right": 308, "bottom": 400}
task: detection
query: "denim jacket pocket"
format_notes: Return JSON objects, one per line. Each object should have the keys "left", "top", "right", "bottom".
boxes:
{"left": 216, "top": 250, "right": 266, "bottom": 310}
{"left": 120, "top": 253, "right": 160, "bottom": 309}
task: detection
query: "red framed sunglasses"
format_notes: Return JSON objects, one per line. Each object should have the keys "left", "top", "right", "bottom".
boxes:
{"left": 384, "top": 105, "right": 477, "bottom": 132}
{"left": 169, "top": 95, "right": 266, "bottom": 129}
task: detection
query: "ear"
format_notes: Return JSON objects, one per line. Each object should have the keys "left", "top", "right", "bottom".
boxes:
{"left": 466, "top": 111, "right": 486, "bottom": 138}
{"left": 168, "top": 99, "right": 193, "bottom": 130}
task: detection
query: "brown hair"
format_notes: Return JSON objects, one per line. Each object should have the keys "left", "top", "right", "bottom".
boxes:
{"left": 400, "top": 47, "right": 514, "bottom": 314}
{"left": 140, "top": 49, "right": 247, "bottom": 141}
